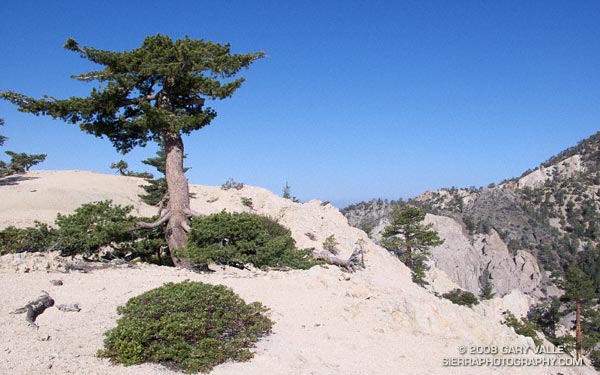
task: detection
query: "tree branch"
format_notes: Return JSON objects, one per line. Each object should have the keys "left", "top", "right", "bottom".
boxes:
{"left": 156, "top": 193, "right": 170, "bottom": 217}
{"left": 128, "top": 211, "right": 171, "bottom": 231}
{"left": 118, "top": 93, "right": 157, "bottom": 107}
{"left": 181, "top": 221, "right": 191, "bottom": 233}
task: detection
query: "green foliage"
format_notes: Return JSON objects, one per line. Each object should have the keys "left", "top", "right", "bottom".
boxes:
{"left": 527, "top": 298, "right": 561, "bottom": 340}
{"left": 3, "top": 151, "right": 46, "bottom": 174}
{"left": 221, "top": 178, "right": 244, "bottom": 191}
{"left": 0, "top": 222, "right": 55, "bottom": 255}
{"left": 110, "top": 160, "right": 153, "bottom": 178}
{"left": 0, "top": 118, "right": 5, "bottom": 147}
{"left": 0, "top": 35, "right": 265, "bottom": 154}
{"left": 463, "top": 216, "right": 476, "bottom": 235}
{"left": 589, "top": 349, "right": 600, "bottom": 370}
{"left": 322, "top": 234, "right": 339, "bottom": 255}
{"left": 0, "top": 201, "right": 168, "bottom": 262}
{"left": 282, "top": 181, "right": 291, "bottom": 199}
{"left": 441, "top": 289, "right": 479, "bottom": 308}
{"left": 561, "top": 264, "right": 596, "bottom": 304}
{"left": 411, "top": 256, "right": 429, "bottom": 286}
{"left": 282, "top": 181, "right": 299, "bottom": 203}
{"left": 479, "top": 270, "right": 496, "bottom": 300}
{"left": 138, "top": 148, "right": 168, "bottom": 206}
{"left": 581, "top": 307, "right": 600, "bottom": 362}
{"left": 138, "top": 146, "right": 192, "bottom": 206}
{"left": 178, "top": 211, "right": 319, "bottom": 270}
{"left": 53, "top": 201, "right": 169, "bottom": 261}
{"left": 98, "top": 281, "right": 273, "bottom": 373}
{"left": 54, "top": 201, "right": 135, "bottom": 256}
{"left": 381, "top": 205, "right": 443, "bottom": 284}
{"left": 0, "top": 118, "right": 46, "bottom": 177}
{"left": 240, "top": 197, "right": 253, "bottom": 209}
{"left": 502, "top": 311, "right": 543, "bottom": 346}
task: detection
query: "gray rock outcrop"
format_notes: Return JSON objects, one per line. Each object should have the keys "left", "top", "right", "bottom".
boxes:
{"left": 370, "top": 213, "right": 547, "bottom": 298}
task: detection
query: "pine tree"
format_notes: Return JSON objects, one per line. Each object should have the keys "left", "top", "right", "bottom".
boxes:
{"left": 282, "top": 181, "right": 299, "bottom": 202}
{"left": 561, "top": 264, "right": 596, "bottom": 359}
{"left": 0, "top": 118, "right": 46, "bottom": 177}
{"left": 282, "top": 181, "right": 291, "bottom": 199}
{"left": 0, "top": 35, "right": 264, "bottom": 266}
{"left": 110, "top": 160, "right": 130, "bottom": 176}
{"left": 479, "top": 269, "right": 496, "bottom": 300}
{"left": 381, "top": 205, "right": 444, "bottom": 285}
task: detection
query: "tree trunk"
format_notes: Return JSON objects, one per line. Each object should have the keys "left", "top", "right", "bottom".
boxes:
{"left": 164, "top": 131, "right": 192, "bottom": 268}
{"left": 575, "top": 301, "right": 582, "bottom": 360}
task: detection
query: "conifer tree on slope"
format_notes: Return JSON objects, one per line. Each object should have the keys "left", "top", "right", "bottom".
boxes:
{"left": 381, "top": 205, "right": 443, "bottom": 285}
{"left": 561, "top": 264, "right": 596, "bottom": 360}
{"left": 0, "top": 35, "right": 264, "bottom": 267}
{"left": 0, "top": 118, "right": 46, "bottom": 177}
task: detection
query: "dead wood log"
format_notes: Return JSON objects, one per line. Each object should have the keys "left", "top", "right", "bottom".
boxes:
{"left": 312, "top": 246, "right": 365, "bottom": 272}
{"left": 11, "top": 292, "right": 55, "bottom": 326}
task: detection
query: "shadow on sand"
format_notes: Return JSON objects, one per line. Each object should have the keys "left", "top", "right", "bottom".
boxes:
{"left": 0, "top": 175, "right": 39, "bottom": 186}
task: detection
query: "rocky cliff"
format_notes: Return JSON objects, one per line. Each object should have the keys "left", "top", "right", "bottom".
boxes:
{"left": 343, "top": 130, "right": 600, "bottom": 300}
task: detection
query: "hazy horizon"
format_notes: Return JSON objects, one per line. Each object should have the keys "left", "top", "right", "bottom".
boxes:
{"left": 1, "top": 1, "right": 599, "bottom": 207}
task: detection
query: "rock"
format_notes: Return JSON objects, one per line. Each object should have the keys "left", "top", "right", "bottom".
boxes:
{"left": 366, "top": 213, "right": 546, "bottom": 299}
{"left": 57, "top": 303, "right": 81, "bottom": 312}
{"left": 426, "top": 215, "right": 545, "bottom": 298}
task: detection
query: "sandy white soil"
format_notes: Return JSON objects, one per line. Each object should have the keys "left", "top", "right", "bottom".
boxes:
{"left": 0, "top": 171, "right": 595, "bottom": 375}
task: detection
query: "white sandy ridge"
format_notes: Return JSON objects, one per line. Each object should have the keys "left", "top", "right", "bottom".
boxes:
{"left": 0, "top": 171, "right": 595, "bottom": 375}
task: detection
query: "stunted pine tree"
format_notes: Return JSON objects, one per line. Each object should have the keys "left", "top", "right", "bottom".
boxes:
{"left": 479, "top": 269, "right": 496, "bottom": 300}
{"left": 0, "top": 35, "right": 264, "bottom": 267}
{"left": 0, "top": 118, "right": 46, "bottom": 177}
{"left": 382, "top": 205, "right": 443, "bottom": 285}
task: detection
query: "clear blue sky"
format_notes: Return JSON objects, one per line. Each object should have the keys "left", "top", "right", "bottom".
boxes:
{"left": 1, "top": 1, "right": 599, "bottom": 207}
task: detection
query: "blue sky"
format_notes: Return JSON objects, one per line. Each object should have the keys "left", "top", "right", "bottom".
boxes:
{"left": 1, "top": 1, "right": 599, "bottom": 207}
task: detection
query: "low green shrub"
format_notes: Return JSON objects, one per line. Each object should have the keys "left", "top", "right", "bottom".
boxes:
{"left": 0, "top": 222, "right": 55, "bottom": 255}
{"left": 322, "top": 234, "right": 339, "bottom": 255}
{"left": 98, "top": 281, "right": 273, "bottom": 373}
{"left": 240, "top": 197, "right": 253, "bottom": 209}
{"left": 177, "top": 210, "right": 319, "bottom": 270}
{"left": 0, "top": 201, "right": 168, "bottom": 261}
{"left": 502, "top": 311, "right": 543, "bottom": 346}
{"left": 441, "top": 289, "right": 480, "bottom": 308}
{"left": 54, "top": 201, "right": 135, "bottom": 256}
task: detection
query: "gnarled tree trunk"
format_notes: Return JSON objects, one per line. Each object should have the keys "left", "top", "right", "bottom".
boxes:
{"left": 164, "top": 131, "right": 192, "bottom": 268}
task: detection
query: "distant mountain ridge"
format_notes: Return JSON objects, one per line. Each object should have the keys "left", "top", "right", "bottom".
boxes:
{"left": 343, "top": 130, "right": 600, "bottom": 294}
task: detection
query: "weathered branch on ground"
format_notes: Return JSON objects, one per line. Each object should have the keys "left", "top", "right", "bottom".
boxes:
{"left": 312, "top": 247, "right": 365, "bottom": 272}
{"left": 128, "top": 211, "right": 171, "bottom": 231}
{"left": 11, "top": 292, "right": 55, "bottom": 326}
